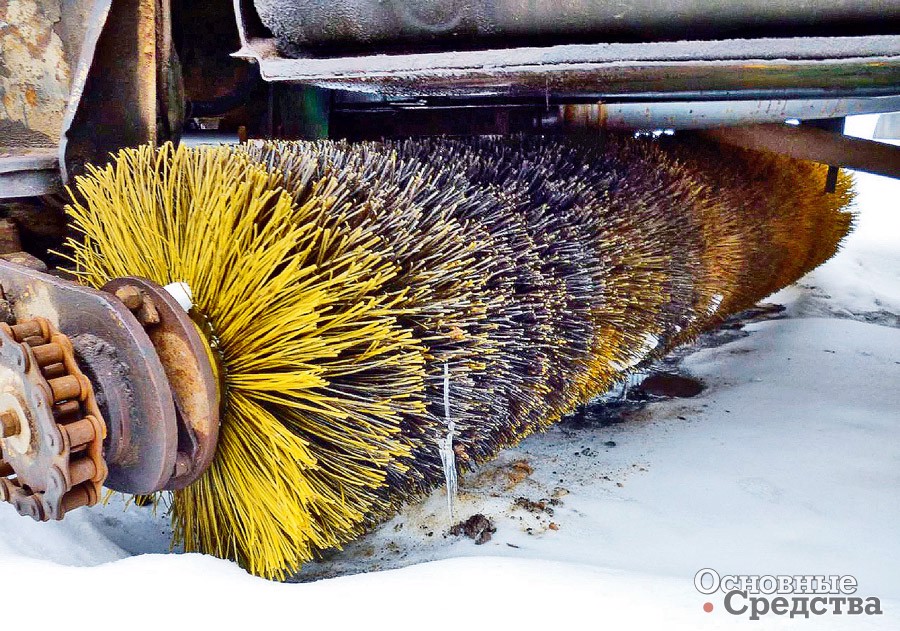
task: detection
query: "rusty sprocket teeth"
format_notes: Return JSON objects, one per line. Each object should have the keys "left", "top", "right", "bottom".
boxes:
{"left": 0, "top": 317, "right": 107, "bottom": 520}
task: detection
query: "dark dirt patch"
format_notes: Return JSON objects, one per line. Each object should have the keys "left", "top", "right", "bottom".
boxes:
{"left": 636, "top": 373, "right": 704, "bottom": 398}
{"left": 513, "top": 497, "right": 553, "bottom": 516}
{"left": 450, "top": 513, "right": 496, "bottom": 545}
{"left": 562, "top": 302, "right": 787, "bottom": 430}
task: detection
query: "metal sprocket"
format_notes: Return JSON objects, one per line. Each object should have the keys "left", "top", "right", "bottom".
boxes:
{"left": 0, "top": 317, "right": 107, "bottom": 520}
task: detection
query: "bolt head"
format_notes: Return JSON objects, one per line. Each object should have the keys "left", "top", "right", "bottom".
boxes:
{"left": 0, "top": 410, "right": 20, "bottom": 438}
{"left": 114, "top": 285, "right": 144, "bottom": 310}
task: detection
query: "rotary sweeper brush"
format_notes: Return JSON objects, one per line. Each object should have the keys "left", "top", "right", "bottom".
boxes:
{"left": 0, "top": 133, "right": 852, "bottom": 579}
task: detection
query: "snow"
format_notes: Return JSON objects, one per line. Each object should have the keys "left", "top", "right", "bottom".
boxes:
{"left": 771, "top": 117, "right": 900, "bottom": 322}
{"left": 163, "top": 281, "right": 194, "bottom": 312}
{"left": 2, "top": 115, "right": 898, "bottom": 629}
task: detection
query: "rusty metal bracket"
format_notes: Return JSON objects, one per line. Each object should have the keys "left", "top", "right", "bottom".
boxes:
{"left": 0, "top": 260, "right": 178, "bottom": 494}
{"left": 63, "top": 0, "right": 174, "bottom": 181}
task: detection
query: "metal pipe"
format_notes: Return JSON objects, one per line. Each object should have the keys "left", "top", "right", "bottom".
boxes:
{"left": 252, "top": 0, "right": 900, "bottom": 51}
{"left": 562, "top": 97, "right": 900, "bottom": 131}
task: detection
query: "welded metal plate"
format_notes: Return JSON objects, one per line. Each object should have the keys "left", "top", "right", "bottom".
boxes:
{"left": 0, "top": 260, "right": 178, "bottom": 494}
{"left": 235, "top": 32, "right": 900, "bottom": 100}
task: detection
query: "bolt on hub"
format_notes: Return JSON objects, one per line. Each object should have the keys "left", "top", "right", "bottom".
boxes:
{"left": 0, "top": 260, "right": 221, "bottom": 519}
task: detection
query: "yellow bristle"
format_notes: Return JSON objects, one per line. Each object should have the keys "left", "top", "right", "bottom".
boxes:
{"left": 61, "top": 134, "right": 854, "bottom": 580}
{"left": 64, "top": 143, "right": 426, "bottom": 579}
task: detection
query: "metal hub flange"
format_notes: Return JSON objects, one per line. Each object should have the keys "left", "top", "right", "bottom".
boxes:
{"left": 0, "top": 259, "right": 222, "bottom": 518}
{"left": 102, "top": 277, "right": 220, "bottom": 490}
{"left": 0, "top": 259, "right": 180, "bottom": 497}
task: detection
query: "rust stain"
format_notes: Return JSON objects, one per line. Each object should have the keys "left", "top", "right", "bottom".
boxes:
{"left": 24, "top": 87, "right": 38, "bottom": 107}
{"left": 154, "top": 331, "right": 213, "bottom": 435}
{"left": 0, "top": 0, "right": 72, "bottom": 146}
